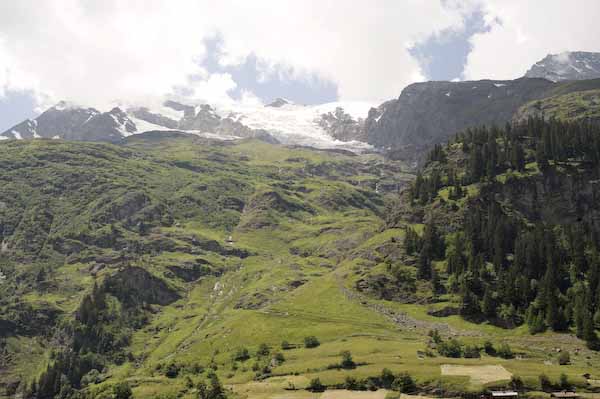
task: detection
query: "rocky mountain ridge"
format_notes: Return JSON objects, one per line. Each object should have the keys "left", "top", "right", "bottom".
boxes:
{"left": 524, "top": 51, "right": 600, "bottom": 82}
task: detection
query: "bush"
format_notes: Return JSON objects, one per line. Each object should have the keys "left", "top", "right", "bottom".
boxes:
{"left": 558, "top": 351, "right": 570, "bottom": 365}
{"left": 428, "top": 329, "right": 442, "bottom": 344}
{"left": 257, "top": 343, "right": 270, "bottom": 358}
{"left": 380, "top": 368, "right": 395, "bottom": 389}
{"left": 281, "top": 340, "right": 292, "bottom": 350}
{"left": 344, "top": 376, "right": 360, "bottom": 390}
{"left": 304, "top": 336, "right": 320, "bottom": 348}
{"left": 233, "top": 347, "right": 250, "bottom": 361}
{"left": 539, "top": 374, "right": 552, "bottom": 391}
{"left": 273, "top": 352, "right": 285, "bottom": 365}
{"left": 308, "top": 377, "right": 325, "bottom": 392}
{"left": 340, "top": 350, "right": 356, "bottom": 369}
{"left": 438, "top": 339, "right": 462, "bottom": 358}
{"left": 510, "top": 375, "right": 524, "bottom": 391}
{"left": 497, "top": 343, "right": 514, "bottom": 359}
{"left": 164, "top": 363, "right": 180, "bottom": 378}
{"left": 483, "top": 340, "right": 496, "bottom": 355}
{"left": 463, "top": 345, "right": 480, "bottom": 358}
{"left": 393, "top": 372, "right": 416, "bottom": 393}
{"left": 113, "top": 382, "right": 132, "bottom": 399}
{"left": 559, "top": 373, "right": 570, "bottom": 390}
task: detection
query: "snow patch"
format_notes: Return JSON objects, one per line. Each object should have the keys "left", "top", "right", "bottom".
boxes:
{"left": 493, "top": 83, "right": 507, "bottom": 87}
{"left": 11, "top": 130, "right": 23, "bottom": 140}
{"left": 445, "top": 92, "right": 451, "bottom": 97}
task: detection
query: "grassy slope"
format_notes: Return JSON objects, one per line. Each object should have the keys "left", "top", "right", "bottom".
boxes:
{"left": 516, "top": 88, "right": 600, "bottom": 123}
{"left": 0, "top": 135, "right": 597, "bottom": 399}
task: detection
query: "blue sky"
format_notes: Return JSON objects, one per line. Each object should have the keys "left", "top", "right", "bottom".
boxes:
{"left": 2, "top": 1, "right": 599, "bottom": 132}
{"left": 0, "top": 15, "right": 481, "bottom": 132}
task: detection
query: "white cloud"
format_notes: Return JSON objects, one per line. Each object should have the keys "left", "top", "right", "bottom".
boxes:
{"left": 464, "top": 0, "right": 600, "bottom": 80}
{"left": 0, "top": 0, "right": 468, "bottom": 110}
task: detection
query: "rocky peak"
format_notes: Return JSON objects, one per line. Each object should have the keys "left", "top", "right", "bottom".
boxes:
{"left": 266, "top": 98, "right": 291, "bottom": 108}
{"left": 524, "top": 51, "right": 600, "bottom": 82}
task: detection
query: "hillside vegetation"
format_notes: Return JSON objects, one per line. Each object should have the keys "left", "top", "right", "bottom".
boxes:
{"left": 0, "top": 128, "right": 599, "bottom": 399}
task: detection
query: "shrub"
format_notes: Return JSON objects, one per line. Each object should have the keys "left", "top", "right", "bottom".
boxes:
{"left": 483, "top": 340, "right": 496, "bottom": 355}
{"left": 497, "top": 343, "right": 514, "bottom": 359}
{"left": 304, "top": 336, "right": 320, "bottom": 348}
{"left": 344, "top": 376, "right": 360, "bottom": 390}
{"left": 257, "top": 343, "right": 270, "bottom": 358}
{"left": 380, "top": 368, "right": 395, "bottom": 389}
{"left": 438, "top": 339, "right": 462, "bottom": 358}
{"left": 539, "top": 374, "right": 552, "bottom": 391}
{"left": 428, "top": 329, "right": 442, "bottom": 344}
{"left": 164, "top": 363, "right": 180, "bottom": 378}
{"left": 113, "top": 382, "right": 132, "bottom": 399}
{"left": 233, "top": 347, "right": 250, "bottom": 361}
{"left": 273, "top": 352, "right": 285, "bottom": 365}
{"left": 559, "top": 373, "right": 570, "bottom": 390}
{"left": 558, "top": 351, "right": 570, "bottom": 365}
{"left": 393, "top": 372, "right": 416, "bottom": 393}
{"left": 510, "top": 375, "right": 524, "bottom": 391}
{"left": 463, "top": 345, "right": 480, "bottom": 358}
{"left": 340, "top": 350, "right": 356, "bottom": 369}
{"left": 281, "top": 340, "right": 292, "bottom": 350}
{"left": 308, "top": 377, "right": 325, "bottom": 392}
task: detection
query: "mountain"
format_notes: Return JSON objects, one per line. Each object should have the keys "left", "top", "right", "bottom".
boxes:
{"left": 360, "top": 78, "right": 600, "bottom": 165}
{"left": 1, "top": 99, "right": 375, "bottom": 152}
{"left": 524, "top": 51, "right": 600, "bottom": 82}
{"left": 0, "top": 102, "right": 134, "bottom": 142}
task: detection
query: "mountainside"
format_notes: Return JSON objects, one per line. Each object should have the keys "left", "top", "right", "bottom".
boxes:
{"left": 525, "top": 51, "right": 600, "bottom": 82}
{"left": 1, "top": 131, "right": 599, "bottom": 399}
{"left": 514, "top": 89, "right": 600, "bottom": 124}
{"left": 362, "top": 78, "right": 600, "bottom": 164}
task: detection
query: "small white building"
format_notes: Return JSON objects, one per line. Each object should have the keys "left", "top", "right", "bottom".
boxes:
{"left": 490, "top": 391, "right": 518, "bottom": 399}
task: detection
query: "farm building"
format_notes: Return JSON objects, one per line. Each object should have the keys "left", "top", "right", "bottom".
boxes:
{"left": 489, "top": 391, "right": 519, "bottom": 398}
{"left": 550, "top": 392, "right": 580, "bottom": 399}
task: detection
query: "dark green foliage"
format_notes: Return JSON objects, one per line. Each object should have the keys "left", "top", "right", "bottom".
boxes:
{"left": 483, "top": 341, "right": 495, "bottom": 356}
{"left": 340, "top": 350, "right": 356, "bottom": 369}
{"left": 463, "top": 345, "right": 481, "bottom": 358}
{"left": 113, "top": 382, "right": 133, "bottom": 399}
{"left": 539, "top": 374, "right": 552, "bottom": 391}
{"left": 197, "top": 373, "right": 227, "bottom": 399}
{"left": 307, "top": 378, "right": 325, "bottom": 392}
{"left": 497, "top": 343, "right": 514, "bottom": 359}
{"left": 303, "top": 336, "right": 320, "bottom": 348}
{"left": 233, "top": 347, "right": 250, "bottom": 362}
{"left": 558, "top": 352, "right": 570, "bottom": 365}
{"left": 380, "top": 368, "right": 395, "bottom": 389}
{"left": 406, "top": 117, "right": 600, "bottom": 349}
{"left": 437, "top": 338, "right": 462, "bottom": 358}
{"left": 256, "top": 343, "right": 270, "bottom": 358}
{"left": 392, "top": 372, "right": 416, "bottom": 393}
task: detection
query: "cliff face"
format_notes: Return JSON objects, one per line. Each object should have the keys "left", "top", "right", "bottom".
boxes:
{"left": 365, "top": 78, "right": 554, "bottom": 150}
{"left": 363, "top": 78, "right": 600, "bottom": 163}
{"left": 484, "top": 167, "right": 600, "bottom": 230}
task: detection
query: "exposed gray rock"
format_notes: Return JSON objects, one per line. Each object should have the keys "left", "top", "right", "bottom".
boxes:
{"left": 317, "top": 106, "right": 365, "bottom": 141}
{"left": 266, "top": 98, "right": 290, "bottom": 107}
{"left": 1, "top": 103, "right": 136, "bottom": 142}
{"left": 524, "top": 51, "right": 600, "bottom": 82}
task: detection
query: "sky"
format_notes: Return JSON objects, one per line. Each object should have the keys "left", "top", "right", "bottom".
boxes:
{"left": 1, "top": 0, "right": 600, "bottom": 131}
